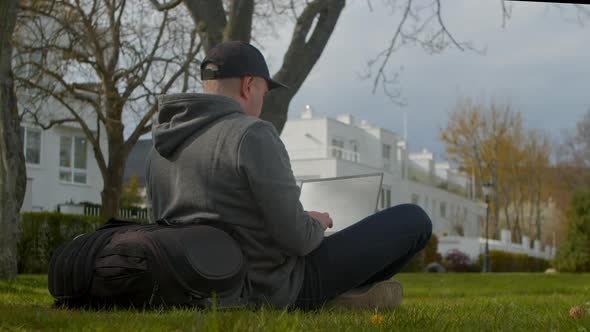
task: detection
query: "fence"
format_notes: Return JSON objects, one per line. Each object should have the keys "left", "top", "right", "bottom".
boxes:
{"left": 58, "top": 203, "right": 149, "bottom": 221}
{"left": 437, "top": 229, "right": 555, "bottom": 261}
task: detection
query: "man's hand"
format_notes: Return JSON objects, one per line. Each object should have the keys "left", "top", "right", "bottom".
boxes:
{"left": 308, "top": 211, "right": 333, "bottom": 230}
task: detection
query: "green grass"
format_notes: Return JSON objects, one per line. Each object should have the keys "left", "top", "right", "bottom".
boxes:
{"left": 1, "top": 273, "right": 589, "bottom": 331}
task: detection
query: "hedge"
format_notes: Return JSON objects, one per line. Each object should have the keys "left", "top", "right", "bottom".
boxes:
{"left": 402, "top": 234, "right": 442, "bottom": 272}
{"left": 17, "top": 212, "right": 105, "bottom": 273}
{"left": 478, "top": 250, "right": 550, "bottom": 272}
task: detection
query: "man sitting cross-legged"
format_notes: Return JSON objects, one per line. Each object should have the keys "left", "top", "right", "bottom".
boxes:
{"left": 145, "top": 41, "right": 432, "bottom": 310}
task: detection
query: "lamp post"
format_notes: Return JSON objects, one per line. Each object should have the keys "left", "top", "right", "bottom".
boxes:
{"left": 482, "top": 182, "right": 494, "bottom": 272}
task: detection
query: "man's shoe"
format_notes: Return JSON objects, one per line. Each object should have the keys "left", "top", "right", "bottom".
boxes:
{"left": 329, "top": 280, "right": 403, "bottom": 310}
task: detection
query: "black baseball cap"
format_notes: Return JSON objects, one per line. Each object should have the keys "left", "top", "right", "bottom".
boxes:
{"left": 200, "top": 41, "right": 288, "bottom": 90}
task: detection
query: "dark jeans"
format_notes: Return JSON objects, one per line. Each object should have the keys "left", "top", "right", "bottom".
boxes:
{"left": 293, "top": 204, "right": 433, "bottom": 310}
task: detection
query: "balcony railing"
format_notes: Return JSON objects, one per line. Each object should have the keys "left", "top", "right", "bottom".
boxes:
{"left": 287, "top": 146, "right": 360, "bottom": 163}
{"left": 328, "top": 146, "right": 360, "bottom": 163}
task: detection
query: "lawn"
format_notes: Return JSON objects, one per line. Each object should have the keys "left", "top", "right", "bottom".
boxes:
{"left": 1, "top": 273, "right": 589, "bottom": 331}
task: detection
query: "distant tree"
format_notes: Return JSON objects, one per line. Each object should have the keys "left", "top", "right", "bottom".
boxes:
{"left": 121, "top": 175, "right": 143, "bottom": 208}
{"left": 440, "top": 97, "right": 520, "bottom": 239}
{"left": 555, "top": 191, "right": 590, "bottom": 272}
{"left": 440, "top": 97, "right": 552, "bottom": 241}
{"left": 15, "top": 0, "right": 200, "bottom": 219}
{"left": 548, "top": 109, "right": 590, "bottom": 246}
{"left": 0, "top": 0, "right": 25, "bottom": 280}
{"left": 556, "top": 109, "right": 590, "bottom": 192}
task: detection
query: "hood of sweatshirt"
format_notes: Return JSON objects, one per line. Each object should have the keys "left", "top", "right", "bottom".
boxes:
{"left": 152, "top": 93, "right": 243, "bottom": 158}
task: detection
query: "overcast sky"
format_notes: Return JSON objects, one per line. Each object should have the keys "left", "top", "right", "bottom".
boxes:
{"left": 258, "top": 0, "right": 590, "bottom": 160}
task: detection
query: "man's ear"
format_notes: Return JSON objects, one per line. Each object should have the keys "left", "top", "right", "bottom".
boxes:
{"left": 239, "top": 76, "right": 254, "bottom": 98}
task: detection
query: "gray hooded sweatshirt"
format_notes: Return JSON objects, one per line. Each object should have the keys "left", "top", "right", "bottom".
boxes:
{"left": 145, "top": 93, "right": 325, "bottom": 306}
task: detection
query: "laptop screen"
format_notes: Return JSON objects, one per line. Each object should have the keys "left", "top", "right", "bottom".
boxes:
{"left": 299, "top": 173, "right": 383, "bottom": 233}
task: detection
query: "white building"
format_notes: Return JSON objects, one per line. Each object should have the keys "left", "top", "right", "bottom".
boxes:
{"left": 281, "top": 106, "right": 484, "bottom": 238}
{"left": 19, "top": 120, "right": 106, "bottom": 212}
{"left": 280, "top": 106, "right": 554, "bottom": 260}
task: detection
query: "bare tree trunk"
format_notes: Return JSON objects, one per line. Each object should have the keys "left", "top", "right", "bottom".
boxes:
{"left": 513, "top": 183, "right": 525, "bottom": 242}
{"left": 261, "top": 0, "right": 345, "bottom": 132}
{"left": 100, "top": 166, "right": 124, "bottom": 219}
{"left": 0, "top": 0, "right": 25, "bottom": 280}
{"left": 100, "top": 125, "right": 128, "bottom": 219}
{"left": 491, "top": 160, "right": 501, "bottom": 239}
{"left": 224, "top": 0, "right": 254, "bottom": 43}
{"left": 183, "top": 0, "right": 226, "bottom": 53}
{"left": 528, "top": 183, "right": 535, "bottom": 236}
{"left": 501, "top": 185, "right": 512, "bottom": 231}
{"left": 535, "top": 180, "right": 543, "bottom": 241}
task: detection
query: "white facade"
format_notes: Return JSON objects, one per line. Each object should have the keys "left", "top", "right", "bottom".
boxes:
{"left": 280, "top": 107, "right": 485, "bottom": 241}
{"left": 281, "top": 107, "right": 555, "bottom": 260}
{"left": 20, "top": 121, "right": 106, "bottom": 212}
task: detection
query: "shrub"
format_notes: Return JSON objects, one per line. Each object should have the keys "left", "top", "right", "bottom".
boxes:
{"left": 555, "top": 191, "right": 590, "bottom": 272}
{"left": 402, "top": 234, "right": 442, "bottom": 272}
{"left": 444, "top": 249, "right": 471, "bottom": 272}
{"left": 17, "top": 212, "right": 104, "bottom": 273}
{"left": 477, "top": 250, "right": 550, "bottom": 272}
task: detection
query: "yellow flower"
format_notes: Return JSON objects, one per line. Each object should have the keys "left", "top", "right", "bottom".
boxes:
{"left": 370, "top": 314, "right": 385, "bottom": 325}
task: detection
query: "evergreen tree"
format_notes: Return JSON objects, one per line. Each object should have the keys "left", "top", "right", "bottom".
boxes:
{"left": 556, "top": 191, "right": 590, "bottom": 272}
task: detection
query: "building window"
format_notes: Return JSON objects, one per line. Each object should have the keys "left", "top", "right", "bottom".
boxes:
{"left": 433, "top": 199, "right": 437, "bottom": 216}
{"left": 59, "top": 135, "right": 87, "bottom": 184}
{"left": 381, "top": 187, "right": 392, "bottom": 209}
{"left": 331, "top": 138, "right": 344, "bottom": 159}
{"left": 411, "top": 194, "right": 419, "bottom": 205}
{"left": 382, "top": 144, "right": 391, "bottom": 160}
{"left": 440, "top": 202, "right": 447, "bottom": 218}
{"left": 20, "top": 126, "right": 41, "bottom": 165}
{"left": 350, "top": 140, "right": 359, "bottom": 162}
{"left": 424, "top": 196, "right": 429, "bottom": 210}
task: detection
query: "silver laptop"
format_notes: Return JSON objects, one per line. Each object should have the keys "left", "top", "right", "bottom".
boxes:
{"left": 299, "top": 173, "right": 384, "bottom": 234}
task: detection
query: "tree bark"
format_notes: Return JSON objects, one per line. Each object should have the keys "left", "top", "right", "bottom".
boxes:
{"left": 535, "top": 180, "right": 543, "bottom": 241}
{"left": 224, "top": 0, "right": 254, "bottom": 43}
{"left": 182, "top": 0, "right": 226, "bottom": 53}
{"left": 99, "top": 115, "right": 128, "bottom": 219}
{"left": 100, "top": 162, "right": 125, "bottom": 220}
{"left": 0, "top": 0, "right": 25, "bottom": 280}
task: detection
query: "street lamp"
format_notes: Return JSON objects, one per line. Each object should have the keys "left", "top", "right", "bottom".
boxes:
{"left": 482, "top": 182, "right": 494, "bottom": 272}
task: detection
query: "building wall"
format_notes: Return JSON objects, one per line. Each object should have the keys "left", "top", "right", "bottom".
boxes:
{"left": 403, "top": 180, "right": 484, "bottom": 238}
{"left": 281, "top": 114, "right": 484, "bottom": 241}
{"left": 281, "top": 119, "right": 328, "bottom": 160}
{"left": 21, "top": 123, "right": 106, "bottom": 212}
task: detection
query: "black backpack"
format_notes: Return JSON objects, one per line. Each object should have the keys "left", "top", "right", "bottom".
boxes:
{"left": 48, "top": 218, "right": 247, "bottom": 309}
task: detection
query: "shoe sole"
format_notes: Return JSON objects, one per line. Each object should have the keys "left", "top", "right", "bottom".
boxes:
{"left": 329, "top": 280, "right": 403, "bottom": 310}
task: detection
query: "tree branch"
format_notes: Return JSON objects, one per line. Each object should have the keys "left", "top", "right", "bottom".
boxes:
{"left": 260, "top": 0, "right": 345, "bottom": 132}
{"left": 124, "top": 40, "right": 202, "bottom": 150}
{"left": 182, "top": 0, "right": 226, "bottom": 53}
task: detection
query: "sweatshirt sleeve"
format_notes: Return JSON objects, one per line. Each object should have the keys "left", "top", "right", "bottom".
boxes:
{"left": 237, "top": 121, "right": 324, "bottom": 256}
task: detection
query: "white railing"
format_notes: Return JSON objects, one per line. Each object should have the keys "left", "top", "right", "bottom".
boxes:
{"left": 438, "top": 231, "right": 555, "bottom": 261}
{"left": 287, "top": 146, "right": 361, "bottom": 163}
{"left": 58, "top": 203, "right": 149, "bottom": 221}
{"left": 328, "top": 146, "right": 360, "bottom": 163}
